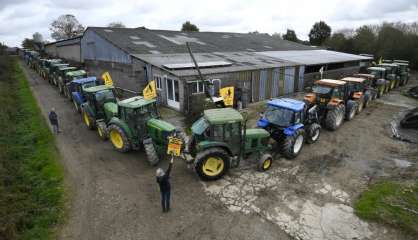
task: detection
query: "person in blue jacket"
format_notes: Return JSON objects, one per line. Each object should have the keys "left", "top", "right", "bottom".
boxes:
{"left": 156, "top": 157, "right": 174, "bottom": 212}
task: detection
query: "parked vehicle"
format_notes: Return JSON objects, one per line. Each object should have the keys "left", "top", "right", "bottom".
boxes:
{"left": 341, "top": 77, "right": 374, "bottom": 112}
{"left": 257, "top": 98, "right": 320, "bottom": 159}
{"left": 40, "top": 59, "right": 62, "bottom": 80}
{"left": 47, "top": 63, "right": 69, "bottom": 85}
{"left": 304, "top": 79, "right": 358, "bottom": 131}
{"left": 68, "top": 77, "right": 101, "bottom": 112}
{"left": 393, "top": 60, "right": 410, "bottom": 86}
{"left": 367, "top": 67, "right": 389, "bottom": 96}
{"left": 377, "top": 63, "right": 400, "bottom": 90}
{"left": 185, "top": 108, "right": 273, "bottom": 180}
{"left": 58, "top": 69, "right": 87, "bottom": 96}
{"left": 352, "top": 73, "right": 379, "bottom": 99}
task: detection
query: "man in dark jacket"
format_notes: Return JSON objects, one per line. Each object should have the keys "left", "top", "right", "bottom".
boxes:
{"left": 48, "top": 108, "right": 59, "bottom": 134}
{"left": 156, "top": 157, "right": 174, "bottom": 212}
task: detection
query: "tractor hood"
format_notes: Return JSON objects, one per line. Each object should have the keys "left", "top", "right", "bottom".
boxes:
{"left": 245, "top": 128, "right": 270, "bottom": 139}
{"left": 147, "top": 118, "right": 176, "bottom": 133}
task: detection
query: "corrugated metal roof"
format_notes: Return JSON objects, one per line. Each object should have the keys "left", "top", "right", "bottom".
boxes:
{"left": 257, "top": 50, "right": 372, "bottom": 66}
{"left": 132, "top": 51, "right": 298, "bottom": 77}
{"left": 88, "top": 27, "right": 315, "bottom": 55}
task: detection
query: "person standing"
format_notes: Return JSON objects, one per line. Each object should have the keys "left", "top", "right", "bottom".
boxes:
{"left": 48, "top": 108, "right": 59, "bottom": 134}
{"left": 156, "top": 157, "right": 174, "bottom": 212}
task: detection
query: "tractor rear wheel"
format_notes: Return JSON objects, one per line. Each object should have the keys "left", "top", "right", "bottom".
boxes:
{"left": 97, "top": 122, "right": 108, "bottom": 141}
{"left": 108, "top": 124, "right": 131, "bottom": 152}
{"left": 195, "top": 148, "right": 230, "bottom": 181}
{"left": 325, "top": 105, "right": 345, "bottom": 131}
{"left": 257, "top": 153, "right": 273, "bottom": 172}
{"left": 306, "top": 123, "right": 321, "bottom": 144}
{"left": 282, "top": 128, "right": 305, "bottom": 159}
{"left": 143, "top": 138, "right": 160, "bottom": 166}
{"left": 345, "top": 100, "right": 358, "bottom": 121}
{"left": 82, "top": 109, "right": 95, "bottom": 130}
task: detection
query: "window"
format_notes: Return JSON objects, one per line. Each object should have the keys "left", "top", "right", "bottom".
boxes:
{"left": 190, "top": 81, "right": 206, "bottom": 94}
{"left": 213, "top": 125, "right": 224, "bottom": 140}
{"left": 155, "top": 75, "right": 162, "bottom": 89}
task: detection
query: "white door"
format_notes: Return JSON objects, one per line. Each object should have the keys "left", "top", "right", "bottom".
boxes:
{"left": 166, "top": 77, "right": 180, "bottom": 109}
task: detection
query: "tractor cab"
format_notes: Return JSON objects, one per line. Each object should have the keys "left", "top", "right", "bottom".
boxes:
{"left": 377, "top": 63, "right": 399, "bottom": 89}
{"left": 82, "top": 85, "right": 117, "bottom": 123}
{"left": 341, "top": 77, "right": 366, "bottom": 97}
{"left": 189, "top": 108, "right": 272, "bottom": 180}
{"left": 65, "top": 70, "right": 87, "bottom": 82}
{"left": 258, "top": 98, "right": 306, "bottom": 129}
{"left": 393, "top": 61, "right": 409, "bottom": 85}
{"left": 305, "top": 79, "right": 348, "bottom": 107}
{"left": 68, "top": 76, "right": 99, "bottom": 106}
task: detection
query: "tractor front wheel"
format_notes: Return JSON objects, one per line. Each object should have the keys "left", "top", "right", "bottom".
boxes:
{"left": 108, "top": 124, "right": 131, "bottom": 153}
{"left": 282, "top": 128, "right": 305, "bottom": 159}
{"left": 257, "top": 153, "right": 273, "bottom": 172}
{"left": 82, "top": 109, "right": 95, "bottom": 130}
{"left": 345, "top": 100, "right": 358, "bottom": 121}
{"left": 195, "top": 148, "right": 230, "bottom": 181}
{"left": 97, "top": 122, "right": 108, "bottom": 141}
{"left": 143, "top": 138, "right": 160, "bottom": 166}
{"left": 306, "top": 123, "right": 321, "bottom": 144}
{"left": 325, "top": 105, "right": 345, "bottom": 131}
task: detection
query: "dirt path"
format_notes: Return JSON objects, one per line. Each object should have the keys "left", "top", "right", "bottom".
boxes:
{"left": 20, "top": 62, "right": 292, "bottom": 240}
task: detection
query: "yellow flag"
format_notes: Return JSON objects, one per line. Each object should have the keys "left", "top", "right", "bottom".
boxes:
{"left": 167, "top": 136, "right": 183, "bottom": 156}
{"left": 219, "top": 86, "right": 234, "bottom": 106}
{"left": 143, "top": 80, "right": 157, "bottom": 100}
{"left": 102, "top": 72, "right": 113, "bottom": 86}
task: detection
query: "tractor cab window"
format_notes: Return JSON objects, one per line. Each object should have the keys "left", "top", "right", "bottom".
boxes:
{"left": 264, "top": 105, "right": 294, "bottom": 127}
{"left": 191, "top": 117, "right": 209, "bottom": 136}
{"left": 139, "top": 103, "right": 159, "bottom": 119}
{"left": 95, "top": 90, "right": 115, "bottom": 104}
{"left": 212, "top": 124, "right": 224, "bottom": 141}
{"left": 294, "top": 112, "right": 302, "bottom": 124}
{"left": 312, "top": 85, "right": 332, "bottom": 95}
{"left": 332, "top": 87, "right": 342, "bottom": 98}
{"left": 224, "top": 122, "right": 241, "bottom": 139}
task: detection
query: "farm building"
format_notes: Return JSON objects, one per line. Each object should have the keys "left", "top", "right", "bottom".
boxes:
{"left": 44, "top": 36, "right": 82, "bottom": 63}
{"left": 77, "top": 27, "right": 371, "bottom": 113}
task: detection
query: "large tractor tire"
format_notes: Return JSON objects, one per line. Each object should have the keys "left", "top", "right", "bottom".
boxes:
{"left": 345, "top": 100, "right": 358, "bottom": 121}
{"left": 356, "top": 96, "right": 364, "bottom": 114}
{"left": 281, "top": 128, "right": 305, "bottom": 159}
{"left": 73, "top": 100, "right": 81, "bottom": 113}
{"left": 108, "top": 124, "right": 131, "bottom": 153}
{"left": 306, "top": 123, "right": 321, "bottom": 144}
{"left": 195, "top": 147, "right": 230, "bottom": 181}
{"left": 257, "top": 153, "right": 273, "bottom": 172}
{"left": 97, "top": 121, "right": 108, "bottom": 141}
{"left": 143, "top": 138, "right": 160, "bottom": 166}
{"left": 64, "top": 87, "right": 72, "bottom": 101}
{"left": 325, "top": 105, "right": 345, "bottom": 131}
{"left": 82, "top": 108, "right": 95, "bottom": 130}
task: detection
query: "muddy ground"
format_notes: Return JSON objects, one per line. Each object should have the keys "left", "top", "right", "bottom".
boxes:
{"left": 21, "top": 61, "right": 417, "bottom": 240}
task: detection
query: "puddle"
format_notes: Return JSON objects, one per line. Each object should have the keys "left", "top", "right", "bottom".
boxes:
{"left": 392, "top": 158, "right": 414, "bottom": 168}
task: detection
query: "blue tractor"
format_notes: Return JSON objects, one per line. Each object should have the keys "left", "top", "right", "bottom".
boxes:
{"left": 68, "top": 77, "right": 102, "bottom": 113}
{"left": 257, "top": 98, "right": 321, "bottom": 159}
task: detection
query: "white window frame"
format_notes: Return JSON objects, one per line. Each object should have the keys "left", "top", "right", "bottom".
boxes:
{"left": 189, "top": 80, "right": 206, "bottom": 94}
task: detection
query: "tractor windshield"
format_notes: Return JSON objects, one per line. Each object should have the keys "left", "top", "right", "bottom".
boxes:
{"left": 191, "top": 117, "right": 209, "bottom": 135}
{"left": 95, "top": 90, "right": 115, "bottom": 104}
{"left": 138, "top": 103, "right": 159, "bottom": 119}
{"left": 82, "top": 82, "right": 97, "bottom": 90}
{"left": 264, "top": 105, "right": 294, "bottom": 127}
{"left": 312, "top": 85, "right": 332, "bottom": 94}
{"left": 369, "top": 70, "right": 383, "bottom": 79}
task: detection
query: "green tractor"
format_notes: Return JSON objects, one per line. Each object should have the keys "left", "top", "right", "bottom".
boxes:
{"left": 99, "top": 97, "right": 178, "bottom": 165}
{"left": 47, "top": 63, "right": 69, "bottom": 85}
{"left": 367, "top": 67, "right": 389, "bottom": 97}
{"left": 393, "top": 60, "right": 410, "bottom": 86}
{"left": 184, "top": 108, "right": 273, "bottom": 181}
{"left": 80, "top": 85, "right": 117, "bottom": 130}
{"left": 58, "top": 70, "right": 87, "bottom": 97}
{"left": 40, "top": 59, "right": 63, "bottom": 81}
{"left": 377, "top": 63, "right": 400, "bottom": 90}
{"left": 52, "top": 65, "right": 76, "bottom": 87}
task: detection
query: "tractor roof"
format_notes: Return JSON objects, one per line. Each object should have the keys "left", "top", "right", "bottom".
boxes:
{"left": 394, "top": 62, "right": 409, "bottom": 66}
{"left": 84, "top": 85, "right": 114, "bottom": 93}
{"left": 315, "top": 79, "right": 346, "bottom": 87}
{"left": 245, "top": 128, "right": 270, "bottom": 138}
{"left": 72, "top": 76, "right": 97, "bottom": 84}
{"left": 368, "top": 66, "right": 386, "bottom": 71}
{"left": 66, "top": 70, "right": 86, "bottom": 77}
{"left": 378, "top": 63, "right": 398, "bottom": 67}
{"left": 204, "top": 108, "right": 243, "bottom": 124}
{"left": 52, "top": 63, "right": 69, "bottom": 67}
{"left": 394, "top": 60, "right": 409, "bottom": 64}
{"left": 341, "top": 77, "right": 366, "bottom": 83}
{"left": 118, "top": 96, "right": 156, "bottom": 108}
{"left": 353, "top": 73, "right": 374, "bottom": 78}
{"left": 59, "top": 66, "right": 77, "bottom": 71}
{"left": 267, "top": 98, "right": 305, "bottom": 112}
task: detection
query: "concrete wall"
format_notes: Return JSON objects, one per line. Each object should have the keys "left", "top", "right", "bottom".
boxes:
{"left": 45, "top": 44, "right": 57, "bottom": 57}
{"left": 81, "top": 29, "right": 131, "bottom": 64}
{"left": 57, "top": 44, "right": 81, "bottom": 63}
{"left": 304, "top": 66, "right": 361, "bottom": 87}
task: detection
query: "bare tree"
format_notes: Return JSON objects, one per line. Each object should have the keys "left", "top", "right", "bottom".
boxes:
{"left": 50, "top": 14, "right": 84, "bottom": 40}
{"left": 107, "top": 22, "right": 126, "bottom": 28}
{"left": 32, "top": 32, "right": 43, "bottom": 43}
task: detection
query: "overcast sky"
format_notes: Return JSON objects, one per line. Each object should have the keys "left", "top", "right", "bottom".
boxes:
{"left": 1, "top": 0, "right": 417, "bottom": 47}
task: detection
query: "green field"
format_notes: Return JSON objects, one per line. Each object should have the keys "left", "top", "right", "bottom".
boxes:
{"left": 354, "top": 181, "right": 418, "bottom": 235}
{"left": 0, "top": 56, "right": 65, "bottom": 239}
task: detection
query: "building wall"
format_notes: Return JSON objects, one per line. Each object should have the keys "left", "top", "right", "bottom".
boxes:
{"left": 45, "top": 44, "right": 57, "bottom": 57}
{"left": 57, "top": 44, "right": 81, "bottom": 63}
{"left": 81, "top": 29, "right": 131, "bottom": 64}
{"left": 304, "top": 66, "right": 361, "bottom": 87}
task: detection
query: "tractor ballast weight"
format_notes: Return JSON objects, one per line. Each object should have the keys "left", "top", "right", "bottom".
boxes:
{"left": 186, "top": 108, "right": 273, "bottom": 181}
{"left": 257, "top": 98, "right": 321, "bottom": 159}
{"left": 304, "top": 79, "right": 358, "bottom": 131}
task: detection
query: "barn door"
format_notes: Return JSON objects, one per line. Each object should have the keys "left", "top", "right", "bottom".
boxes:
{"left": 284, "top": 67, "right": 295, "bottom": 94}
